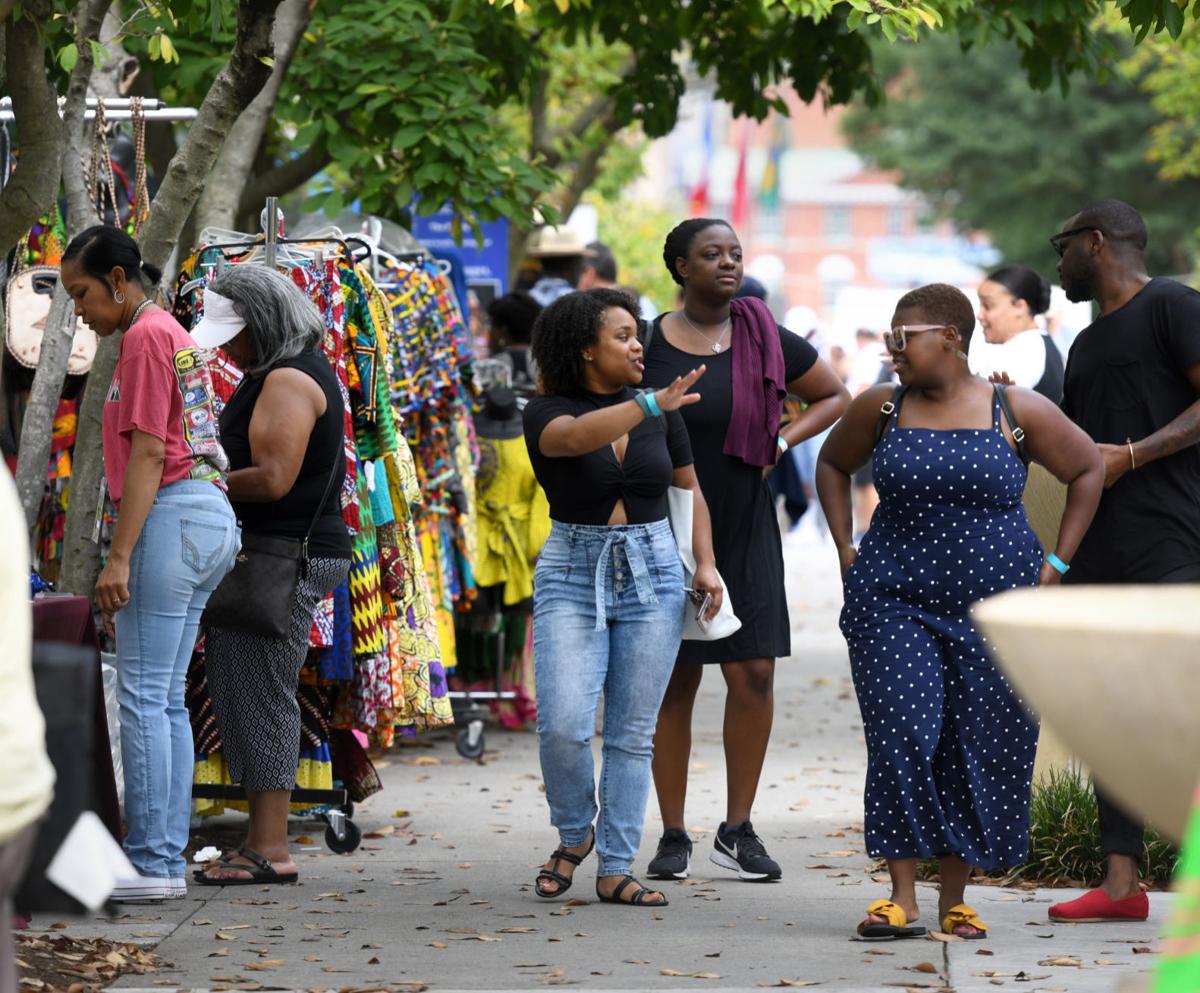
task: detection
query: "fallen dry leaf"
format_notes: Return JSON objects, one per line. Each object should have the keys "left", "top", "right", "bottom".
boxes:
{"left": 393, "top": 809, "right": 411, "bottom": 817}
{"left": 1133, "top": 946, "right": 1155, "bottom": 954}
{"left": 660, "top": 969, "right": 721, "bottom": 979}
{"left": 911, "top": 963, "right": 938, "bottom": 974}
{"left": 926, "top": 932, "right": 963, "bottom": 943}
{"left": 214, "top": 933, "right": 239, "bottom": 942}
{"left": 758, "top": 981, "right": 820, "bottom": 988}
{"left": 294, "top": 835, "right": 315, "bottom": 845}
{"left": 1038, "top": 958, "right": 1082, "bottom": 968}
{"left": 864, "top": 948, "right": 893, "bottom": 956}
{"left": 499, "top": 927, "right": 539, "bottom": 934}
{"left": 976, "top": 949, "right": 994, "bottom": 956}
{"left": 1094, "top": 959, "right": 1126, "bottom": 966}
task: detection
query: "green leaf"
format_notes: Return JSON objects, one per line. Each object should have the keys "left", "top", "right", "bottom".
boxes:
{"left": 57, "top": 43, "right": 78, "bottom": 73}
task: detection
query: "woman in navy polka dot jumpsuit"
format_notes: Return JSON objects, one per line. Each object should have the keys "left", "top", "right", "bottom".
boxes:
{"left": 816, "top": 284, "right": 1104, "bottom": 940}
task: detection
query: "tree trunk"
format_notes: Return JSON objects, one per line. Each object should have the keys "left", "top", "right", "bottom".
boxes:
{"left": 59, "top": 0, "right": 285, "bottom": 597}
{"left": 0, "top": 3, "right": 65, "bottom": 258}
{"left": 194, "top": 0, "right": 311, "bottom": 234}
{"left": 12, "top": 0, "right": 114, "bottom": 531}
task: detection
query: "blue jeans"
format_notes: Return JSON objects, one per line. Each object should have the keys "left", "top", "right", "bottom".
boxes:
{"left": 114, "top": 481, "right": 238, "bottom": 879}
{"left": 533, "top": 520, "right": 684, "bottom": 876}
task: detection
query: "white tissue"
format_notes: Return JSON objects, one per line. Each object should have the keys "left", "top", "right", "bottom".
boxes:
{"left": 45, "top": 811, "right": 138, "bottom": 911}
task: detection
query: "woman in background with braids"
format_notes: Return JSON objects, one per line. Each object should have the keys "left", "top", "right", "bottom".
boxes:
{"left": 641, "top": 219, "right": 849, "bottom": 884}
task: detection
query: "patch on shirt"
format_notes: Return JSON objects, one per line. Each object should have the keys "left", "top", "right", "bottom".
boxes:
{"left": 173, "top": 346, "right": 229, "bottom": 481}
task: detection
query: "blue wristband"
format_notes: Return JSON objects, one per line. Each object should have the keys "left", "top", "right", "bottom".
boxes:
{"left": 642, "top": 391, "right": 664, "bottom": 418}
{"left": 633, "top": 392, "right": 652, "bottom": 418}
{"left": 1046, "top": 552, "right": 1070, "bottom": 575}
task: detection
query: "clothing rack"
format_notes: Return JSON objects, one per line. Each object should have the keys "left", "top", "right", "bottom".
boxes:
{"left": 0, "top": 96, "right": 198, "bottom": 123}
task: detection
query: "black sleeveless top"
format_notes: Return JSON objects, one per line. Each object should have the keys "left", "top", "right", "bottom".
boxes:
{"left": 219, "top": 346, "right": 351, "bottom": 558}
{"left": 1033, "top": 335, "right": 1065, "bottom": 404}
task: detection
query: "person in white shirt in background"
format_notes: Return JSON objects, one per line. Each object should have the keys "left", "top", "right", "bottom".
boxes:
{"left": 0, "top": 461, "right": 55, "bottom": 993}
{"left": 972, "top": 265, "right": 1065, "bottom": 403}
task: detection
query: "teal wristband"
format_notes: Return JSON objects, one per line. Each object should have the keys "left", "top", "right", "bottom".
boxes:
{"left": 643, "top": 391, "right": 664, "bottom": 418}
{"left": 1046, "top": 552, "right": 1070, "bottom": 575}
{"left": 633, "top": 392, "right": 655, "bottom": 418}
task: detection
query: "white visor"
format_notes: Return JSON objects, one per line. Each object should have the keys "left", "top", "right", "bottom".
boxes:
{"left": 191, "top": 287, "right": 246, "bottom": 349}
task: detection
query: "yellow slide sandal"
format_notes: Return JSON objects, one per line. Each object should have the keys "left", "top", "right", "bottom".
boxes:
{"left": 856, "top": 898, "right": 928, "bottom": 940}
{"left": 941, "top": 903, "right": 988, "bottom": 939}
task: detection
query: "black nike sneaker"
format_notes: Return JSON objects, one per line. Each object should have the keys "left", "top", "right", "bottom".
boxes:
{"left": 647, "top": 828, "right": 693, "bottom": 880}
{"left": 710, "top": 820, "right": 782, "bottom": 881}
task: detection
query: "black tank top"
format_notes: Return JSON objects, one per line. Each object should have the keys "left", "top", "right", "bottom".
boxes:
{"left": 219, "top": 347, "right": 351, "bottom": 558}
{"left": 1033, "top": 334, "right": 1065, "bottom": 404}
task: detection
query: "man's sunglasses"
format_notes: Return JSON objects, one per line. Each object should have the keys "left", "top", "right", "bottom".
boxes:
{"left": 883, "top": 324, "right": 950, "bottom": 352}
{"left": 1049, "top": 226, "right": 1098, "bottom": 258}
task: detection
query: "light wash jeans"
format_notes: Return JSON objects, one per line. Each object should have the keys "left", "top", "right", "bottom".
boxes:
{"left": 533, "top": 519, "right": 684, "bottom": 877}
{"left": 114, "top": 480, "right": 238, "bottom": 879}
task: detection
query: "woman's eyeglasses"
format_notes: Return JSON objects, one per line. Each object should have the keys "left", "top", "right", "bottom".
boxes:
{"left": 883, "top": 324, "right": 949, "bottom": 352}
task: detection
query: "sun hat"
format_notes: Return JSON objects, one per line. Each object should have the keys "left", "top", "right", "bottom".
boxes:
{"left": 190, "top": 287, "right": 246, "bottom": 349}
{"left": 527, "top": 226, "right": 595, "bottom": 258}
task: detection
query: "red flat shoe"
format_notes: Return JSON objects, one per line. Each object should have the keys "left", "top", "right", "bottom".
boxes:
{"left": 1049, "top": 888, "right": 1149, "bottom": 922}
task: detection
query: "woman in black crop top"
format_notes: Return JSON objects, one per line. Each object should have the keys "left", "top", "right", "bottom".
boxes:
{"left": 188, "top": 266, "right": 351, "bottom": 888}
{"left": 522, "top": 288, "right": 720, "bottom": 908}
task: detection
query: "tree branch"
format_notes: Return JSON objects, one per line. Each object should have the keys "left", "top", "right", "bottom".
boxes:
{"left": 12, "top": 0, "right": 113, "bottom": 532}
{"left": 195, "top": 0, "right": 312, "bottom": 232}
{"left": 558, "top": 138, "right": 609, "bottom": 224}
{"left": 529, "top": 64, "right": 551, "bottom": 162}
{"left": 236, "top": 141, "right": 333, "bottom": 219}
{"left": 136, "top": 0, "right": 284, "bottom": 268}
{"left": 60, "top": 0, "right": 284, "bottom": 595}
{"left": 0, "top": 2, "right": 64, "bottom": 258}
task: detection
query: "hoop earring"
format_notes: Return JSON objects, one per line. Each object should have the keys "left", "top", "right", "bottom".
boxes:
{"left": 114, "top": 290, "right": 126, "bottom": 304}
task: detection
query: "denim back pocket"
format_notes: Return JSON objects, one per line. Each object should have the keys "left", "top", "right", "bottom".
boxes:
{"left": 181, "top": 518, "right": 231, "bottom": 576}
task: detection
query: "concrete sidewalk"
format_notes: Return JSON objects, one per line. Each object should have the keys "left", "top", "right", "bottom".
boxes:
{"left": 30, "top": 527, "right": 1169, "bottom": 992}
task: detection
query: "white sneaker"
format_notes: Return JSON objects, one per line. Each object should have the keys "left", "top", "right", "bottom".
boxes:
{"left": 109, "top": 875, "right": 171, "bottom": 902}
{"left": 167, "top": 878, "right": 187, "bottom": 899}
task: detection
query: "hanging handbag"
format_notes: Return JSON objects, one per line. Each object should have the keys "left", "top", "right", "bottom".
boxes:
{"left": 666, "top": 485, "right": 741, "bottom": 641}
{"left": 201, "top": 458, "right": 341, "bottom": 639}
{"left": 4, "top": 233, "right": 97, "bottom": 376}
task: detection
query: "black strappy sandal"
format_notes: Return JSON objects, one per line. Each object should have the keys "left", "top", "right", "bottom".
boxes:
{"left": 194, "top": 846, "right": 299, "bottom": 886}
{"left": 596, "top": 874, "right": 669, "bottom": 908}
{"left": 535, "top": 833, "right": 595, "bottom": 899}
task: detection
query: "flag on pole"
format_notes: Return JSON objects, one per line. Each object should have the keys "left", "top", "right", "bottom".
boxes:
{"left": 688, "top": 99, "right": 713, "bottom": 215}
{"left": 759, "top": 116, "right": 784, "bottom": 212}
{"left": 731, "top": 118, "right": 750, "bottom": 230}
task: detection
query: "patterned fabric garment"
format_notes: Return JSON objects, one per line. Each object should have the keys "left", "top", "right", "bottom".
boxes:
{"left": 840, "top": 389, "right": 1042, "bottom": 870}
{"left": 474, "top": 435, "right": 551, "bottom": 605}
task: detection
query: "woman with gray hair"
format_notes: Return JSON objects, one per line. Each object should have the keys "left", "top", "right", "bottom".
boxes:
{"left": 190, "top": 266, "right": 351, "bottom": 886}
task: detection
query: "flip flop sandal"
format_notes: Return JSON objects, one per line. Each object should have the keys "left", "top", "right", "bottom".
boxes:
{"left": 596, "top": 874, "right": 669, "bottom": 908}
{"left": 193, "top": 846, "right": 299, "bottom": 886}
{"left": 535, "top": 833, "right": 595, "bottom": 899}
{"left": 941, "top": 903, "right": 989, "bottom": 940}
{"left": 855, "top": 898, "right": 927, "bottom": 940}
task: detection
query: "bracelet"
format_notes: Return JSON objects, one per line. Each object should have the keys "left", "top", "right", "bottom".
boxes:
{"left": 643, "top": 391, "right": 664, "bottom": 418}
{"left": 1046, "top": 551, "right": 1070, "bottom": 575}
{"left": 777, "top": 436, "right": 790, "bottom": 455}
{"left": 633, "top": 392, "right": 653, "bottom": 419}
{"left": 1126, "top": 438, "right": 1137, "bottom": 470}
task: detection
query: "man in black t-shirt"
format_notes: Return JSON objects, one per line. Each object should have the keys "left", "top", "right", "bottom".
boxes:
{"left": 1046, "top": 199, "right": 1200, "bottom": 924}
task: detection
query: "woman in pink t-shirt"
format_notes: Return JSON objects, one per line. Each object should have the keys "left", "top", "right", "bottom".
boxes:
{"left": 60, "top": 226, "right": 239, "bottom": 903}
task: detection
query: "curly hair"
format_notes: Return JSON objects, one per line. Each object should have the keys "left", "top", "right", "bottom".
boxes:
{"left": 662, "top": 218, "right": 734, "bottom": 286}
{"left": 894, "top": 283, "right": 977, "bottom": 346}
{"left": 530, "top": 288, "right": 641, "bottom": 395}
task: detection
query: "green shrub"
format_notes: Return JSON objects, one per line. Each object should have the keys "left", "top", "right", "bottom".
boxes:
{"left": 912, "top": 766, "right": 1178, "bottom": 886}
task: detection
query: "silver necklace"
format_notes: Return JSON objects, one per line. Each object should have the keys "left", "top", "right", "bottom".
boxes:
{"left": 126, "top": 298, "right": 155, "bottom": 329}
{"left": 680, "top": 309, "right": 731, "bottom": 353}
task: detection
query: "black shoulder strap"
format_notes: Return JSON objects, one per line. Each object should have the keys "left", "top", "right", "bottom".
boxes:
{"left": 873, "top": 384, "right": 907, "bottom": 448}
{"left": 994, "top": 383, "right": 1030, "bottom": 465}
{"left": 301, "top": 454, "right": 342, "bottom": 568}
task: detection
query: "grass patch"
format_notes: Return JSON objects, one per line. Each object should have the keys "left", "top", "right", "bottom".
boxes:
{"left": 912, "top": 766, "right": 1178, "bottom": 887}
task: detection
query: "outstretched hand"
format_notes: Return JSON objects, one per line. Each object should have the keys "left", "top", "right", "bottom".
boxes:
{"left": 654, "top": 365, "right": 706, "bottom": 412}
{"left": 988, "top": 371, "right": 1015, "bottom": 387}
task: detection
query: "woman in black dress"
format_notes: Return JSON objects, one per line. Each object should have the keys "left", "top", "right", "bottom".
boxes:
{"left": 643, "top": 219, "right": 849, "bottom": 882}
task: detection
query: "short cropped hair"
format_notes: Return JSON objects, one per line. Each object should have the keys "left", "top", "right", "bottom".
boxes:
{"left": 530, "top": 288, "right": 640, "bottom": 395}
{"left": 585, "top": 242, "right": 618, "bottom": 283}
{"left": 894, "top": 283, "right": 977, "bottom": 346}
{"left": 662, "top": 218, "right": 735, "bottom": 286}
{"left": 1073, "top": 199, "right": 1148, "bottom": 252}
